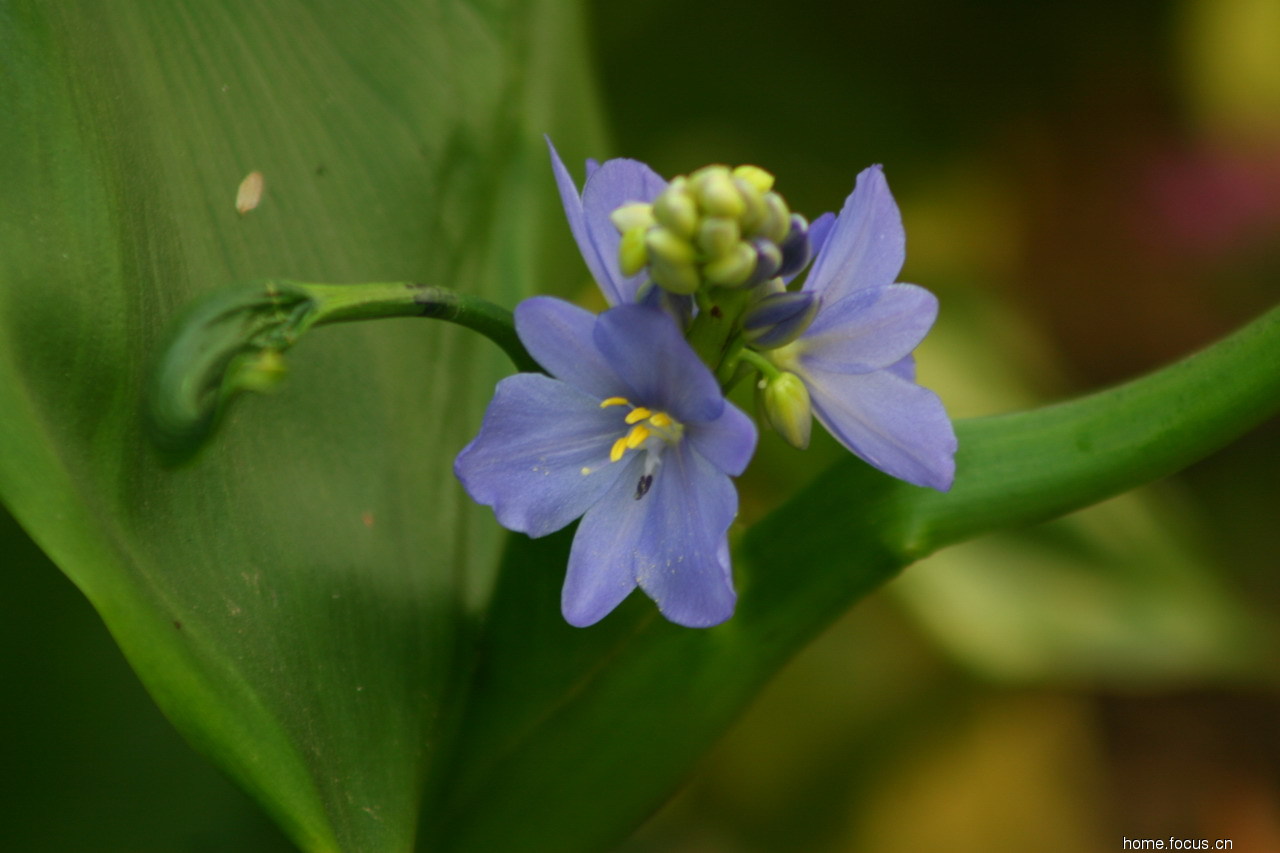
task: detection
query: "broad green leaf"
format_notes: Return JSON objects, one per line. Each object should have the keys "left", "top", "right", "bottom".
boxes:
{"left": 0, "top": 506, "right": 292, "bottom": 851}
{"left": 0, "top": 2, "right": 601, "bottom": 850}
{"left": 432, "top": 305, "right": 1280, "bottom": 852}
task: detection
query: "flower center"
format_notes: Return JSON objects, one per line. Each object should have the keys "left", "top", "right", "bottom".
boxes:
{"left": 599, "top": 396, "right": 684, "bottom": 464}
{"left": 610, "top": 165, "right": 814, "bottom": 296}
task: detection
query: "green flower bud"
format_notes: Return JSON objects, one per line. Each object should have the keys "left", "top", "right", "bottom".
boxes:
{"left": 762, "top": 371, "right": 812, "bottom": 449}
{"left": 688, "top": 164, "right": 731, "bottom": 188}
{"left": 652, "top": 177, "right": 699, "bottom": 239}
{"left": 759, "top": 192, "right": 792, "bottom": 244}
{"left": 618, "top": 226, "right": 649, "bottom": 277}
{"left": 610, "top": 202, "right": 655, "bottom": 234}
{"left": 732, "top": 164, "right": 775, "bottom": 194}
{"left": 703, "top": 240, "right": 757, "bottom": 287}
{"left": 696, "top": 216, "right": 741, "bottom": 259}
{"left": 650, "top": 256, "right": 701, "bottom": 295}
{"left": 232, "top": 348, "right": 288, "bottom": 394}
{"left": 694, "top": 170, "right": 746, "bottom": 220}
{"left": 734, "top": 177, "right": 768, "bottom": 234}
{"left": 645, "top": 226, "right": 696, "bottom": 266}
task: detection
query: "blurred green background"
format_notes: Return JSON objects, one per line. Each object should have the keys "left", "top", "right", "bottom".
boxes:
{"left": 3, "top": 0, "right": 1278, "bottom": 850}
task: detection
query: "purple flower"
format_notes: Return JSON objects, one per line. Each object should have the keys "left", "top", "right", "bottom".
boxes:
{"left": 548, "top": 138, "right": 667, "bottom": 306}
{"left": 771, "top": 165, "right": 957, "bottom": 490}
{"left": 455, "top": 296, "right": 757, "bottom": 627}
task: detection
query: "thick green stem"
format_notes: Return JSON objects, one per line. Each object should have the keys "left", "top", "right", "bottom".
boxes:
{"left": 685, "top": 287, "right": 751, "bottom": 371}
{"left": 291, "top": 281, "right": 536, "bottom": 371}
{"left": 897, "top": 302, "right": 1280, "bottom": 557}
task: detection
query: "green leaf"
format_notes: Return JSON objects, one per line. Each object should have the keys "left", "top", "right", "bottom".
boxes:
{"left": 433, "top": 305, "right": 1280, "bottom": 852}
{"left": 0, "top": 2, "right": 601, "bottom": 850}
{"left": 0, "top": 506, "right": 293, "bottom": 851}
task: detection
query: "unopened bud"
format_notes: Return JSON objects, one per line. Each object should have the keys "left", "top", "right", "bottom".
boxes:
{"left": 645, "top": 227, "right": 696, "bottom": 266}
{"left": 732, "top": 164, "right": 775, "bottom": 194}
{"left": 742, "top": 291, "right": 819, "bottom": 348}
{"left": 763, "top": 371, "right": 812, "bottom": 449}
{"left": 619, "top": 226, "right": 649, "bottom": 277}
{"left": 652, "top": 177, "right": 699, "bottom": 239}
{"left": 694, "top": 169, "right": 746, "bottom": 220}
{"left": 697, "top": 216, "right": 740, "bottom": 259}
{"left": 610, "top": 202, "right": 655, "bottom": 234}
{"left": 747, "top": 238, "right": 783, "bottom": 285}
{"left": 689, "top": 164, "right": 730, "bottom": 190}
{"left": 650, "top": 257, "right": 701, "bottom": 295}
{"left": 703, "top": 241, "right": 757, "bottom": 287}
{"left": 778, "top": 214, "right": 813, "bottom": 278}
{"left": 233, "top": 349, "right": 288, "bottom": 394}
{"left": 759, "top": 192, "right": 792, "bottom": 244}
{"left": 734, "top": 177, "right": 767, "bottom": 234}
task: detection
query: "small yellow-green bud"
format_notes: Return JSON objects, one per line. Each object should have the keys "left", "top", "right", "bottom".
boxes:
{"left": 618, "top": 226, "right": 649, "bottom": 277}
{"left": 695, "top": 170, "right": 746, "bottom": 220}
{"left": 763, "top": 371, "right": 812, "bottom": 449}
{"left": 759, "top": 192, "right": 792, "bottom": 244}
{"left": 703, "top": 240, "right": 757, "bottom": 287}
{"left": 732, "top": 165, "right": 775, "bottom": 194}
{"left": 652, "top": 177, "right": 699, "bottom": 239}
{"left": 235, "top": 349, "right": 288, "bottom": 394}
{"left": 645, "top": 226, "right": 696, "bottom": 266}
{"left": 734, "top": 177, "right": 768, "bottom": 234}
{"left": 696, "top": 216, "right": 740, "bottom": 259}
{"left": 610, "top": 202, "right": 655, "bottom": 234}
{"left": 688, "top": 164, "right": 731, "bottom": 188}
{"left": 650, "top": 257, "right": 701, "bottom": 295}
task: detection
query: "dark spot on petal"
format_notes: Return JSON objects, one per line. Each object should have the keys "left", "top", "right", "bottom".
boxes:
{"left": 635, "top": 474, "right": 653, "bottom": 500}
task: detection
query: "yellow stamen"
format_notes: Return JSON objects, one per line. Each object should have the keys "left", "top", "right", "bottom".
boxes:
{"left": 648, "top": 412, "right": 673, "bottom": 428}
{"left": 610, "top": 436, "right": 629, "bottom": 462}
{"left": 625, "top": 424, "right": 650, "bottom": 448}
{"left": 580, "top": 467, "right": 592, "bottom": 475}
{"left": 600, "top": 396, "right": 630, "bottom": 408}
{"left": 624, "top": 407, "right": 652, "bottom": 424}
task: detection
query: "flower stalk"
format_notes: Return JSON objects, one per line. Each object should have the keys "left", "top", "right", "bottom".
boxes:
{"left": 147, "top": 279, "right": 535, "bottom": 460}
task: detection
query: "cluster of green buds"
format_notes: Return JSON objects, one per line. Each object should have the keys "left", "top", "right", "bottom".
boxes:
{"left": 610, "top": 165, "right": 814, "bottom": 296}
{"left": 608, "top": 163, "right": 827, "bottom": 451}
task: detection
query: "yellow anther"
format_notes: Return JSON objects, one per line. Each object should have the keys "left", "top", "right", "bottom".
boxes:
{"left": 600, "top": 396, "right": 630, "bottom": 408}
{"left": 610, "top": 436, "right": 629, "bottom": 462}
{"left": 648, "top": 412, "right": 673, "bottom": 428}
{"left": 625, "top": 424, "right": 650, "bottom": 449}
{"left": 624, "top": 407, "right": 652, "bottom": 424}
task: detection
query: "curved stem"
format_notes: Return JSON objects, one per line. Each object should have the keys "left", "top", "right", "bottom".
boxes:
{"left": 899, "top": 302, "right": 1280, "bottom": 557}
{"left": 147, "top": 280, "right": 537, "bottom": 460}
{"left": 302, "top": 282, "right": 538, "bottom": 372}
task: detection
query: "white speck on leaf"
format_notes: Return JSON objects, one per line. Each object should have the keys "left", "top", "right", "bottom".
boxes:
{"left": 236, "top": 171, "right": 264, "bottom": 215}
